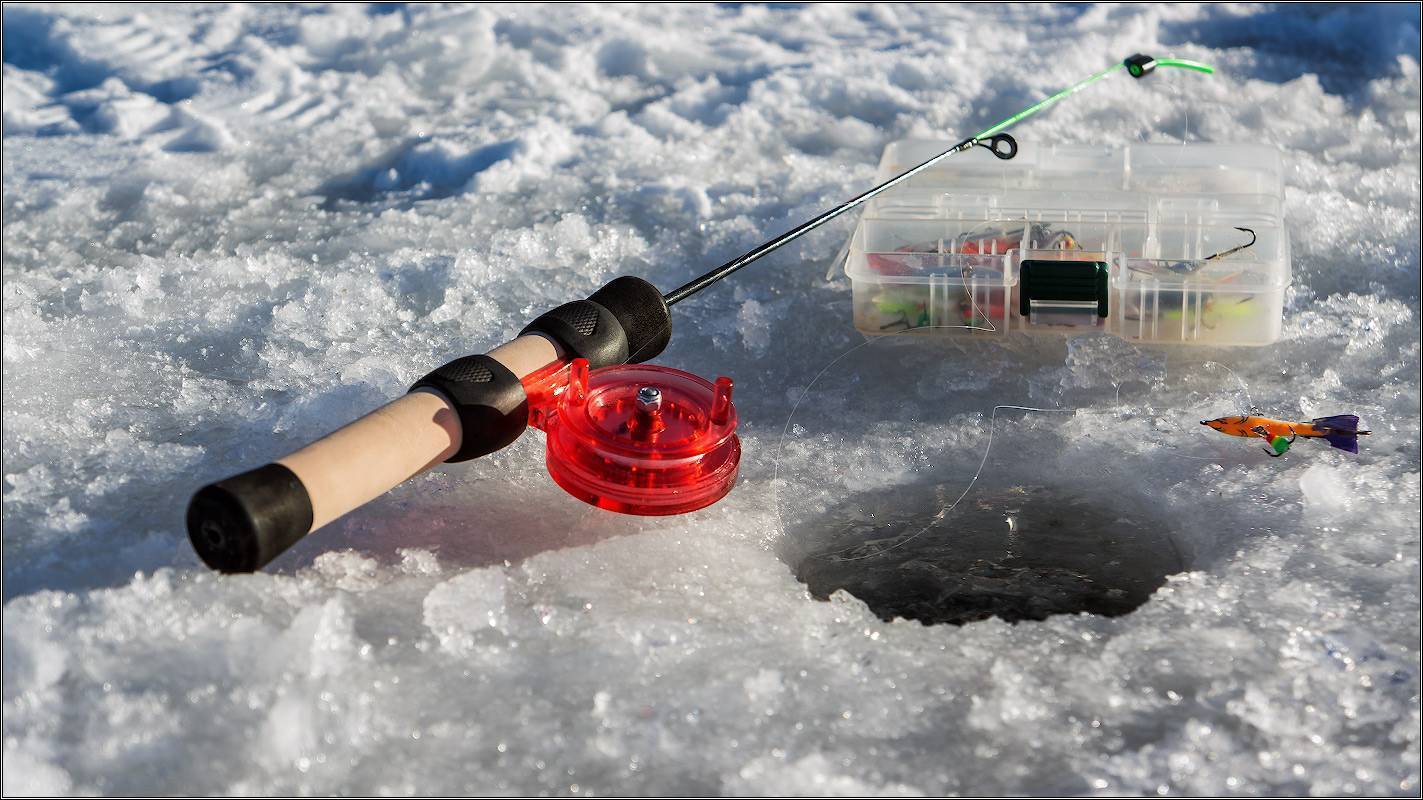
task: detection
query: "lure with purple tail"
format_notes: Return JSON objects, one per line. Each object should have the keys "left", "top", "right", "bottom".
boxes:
{"left": 1310, "top": 415, "right": 1371, "bottom": 454}
{"left": 1201, "top": 413, "right": 1371, "bottom": 456}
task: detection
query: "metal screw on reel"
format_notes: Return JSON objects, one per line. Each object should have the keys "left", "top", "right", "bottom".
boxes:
{"left": 636, "top": 385, "right": 663, "bottom": 413}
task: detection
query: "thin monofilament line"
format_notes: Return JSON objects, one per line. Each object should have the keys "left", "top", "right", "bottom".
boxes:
{"left": 823, "top": 404, "right": 1072, "bottom": 562}
{"left": 772, "top": 311, "right": 1064, "bottom": 563}
{"left": 1202, "top": 360, "right": 1258, "bottom": 414}
{"left": 972, "top": 62, "right": 1125, "bottom": 140}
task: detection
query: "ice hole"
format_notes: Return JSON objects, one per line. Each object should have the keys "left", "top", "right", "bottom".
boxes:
{"left": 791, "top": 485, "right": 1184, "bottom": 625}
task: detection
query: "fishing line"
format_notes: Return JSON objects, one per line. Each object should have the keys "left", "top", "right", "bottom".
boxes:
{"left": 776, "top": 214, "right": 1074, "bottom": 561}
{"left": 775, "top": 264, "right": 1128, "bottom": 561}
{"left": 771, "top": 308, "right": 1070, "bottom": 563}
{"left": 1203, "top": 359, "right": 1259, "bottom": 414}
{"left": 776, "top": 287, "right": 1245, "bottom": 560}
{"left": 1133, "top": 359, "right": 1261, "bottom": 463}
{"left": 803, "top": 403, "right": 1073, "bottom": 563}
{"left": 1113, "top": 357, "right": 1255, "bottom": 464}
{"left": 776, "top": 354, "right": 1232, "bottom": 562}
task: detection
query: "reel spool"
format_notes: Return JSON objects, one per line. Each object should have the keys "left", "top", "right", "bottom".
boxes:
{"left": 530, "top": 358, "right": 740, "bottom": 516}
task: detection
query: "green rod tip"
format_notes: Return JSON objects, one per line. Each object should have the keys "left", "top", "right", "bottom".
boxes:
{"left": 1156, "top": 57, "right": 1215, "bottom": 75}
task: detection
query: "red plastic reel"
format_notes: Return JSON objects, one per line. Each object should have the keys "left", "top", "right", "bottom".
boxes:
{"left": 540, "top": 358, "right": 740, "bottom": 516}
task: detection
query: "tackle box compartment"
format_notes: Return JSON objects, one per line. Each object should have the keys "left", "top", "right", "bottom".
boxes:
{"left": 843, "top": 140, "right": 1290, "bottom": 345}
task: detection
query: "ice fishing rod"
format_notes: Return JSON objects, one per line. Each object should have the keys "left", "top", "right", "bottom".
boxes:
{"left": 187, "top": 53, "right": 1213, "bottom": 573}
{"left": 661, "top": 54, "right": 1211, "bottom": 307}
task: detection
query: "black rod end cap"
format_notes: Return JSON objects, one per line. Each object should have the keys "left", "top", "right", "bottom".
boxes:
{"left": 187, "top": 463, "right": 314, "bottom": 573}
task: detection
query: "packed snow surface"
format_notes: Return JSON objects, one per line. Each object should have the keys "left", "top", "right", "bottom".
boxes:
{"left": 3, "top": 3, "right": 1419, "bottom": 795}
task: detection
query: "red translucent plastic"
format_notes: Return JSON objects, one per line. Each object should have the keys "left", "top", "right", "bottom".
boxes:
{"left": 535, "top": 358, "right": 740, "bottom": 516}
{"left": 521, "top": 359, "right": 573, "bottom": 432}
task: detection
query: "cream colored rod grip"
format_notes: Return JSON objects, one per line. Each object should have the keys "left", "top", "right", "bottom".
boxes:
{"left": 278, "top": 389, "right": 461, "bottom": 532}
{"left": 186, "top": 334, "right": 561, "bottom": 573}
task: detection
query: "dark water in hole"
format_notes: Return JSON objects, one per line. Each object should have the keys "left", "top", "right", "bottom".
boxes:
{"left": 794, "top": 486, "right": 1184, "bottom": 626}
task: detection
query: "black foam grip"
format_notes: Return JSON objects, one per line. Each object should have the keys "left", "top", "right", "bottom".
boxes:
{"left": 410, "top": 354, "right": 529, "bottom": 462}
{"left": 588, "top": 276, "right": 672, "bottom": 363}
{"left": 188, "top": 463, "right": 314, "bottom": 573}
{"left": 520, "top": 299, "right": 629, "bottom": 368}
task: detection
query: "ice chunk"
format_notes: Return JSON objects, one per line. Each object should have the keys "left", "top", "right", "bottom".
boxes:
{"left": 422, "top": 568, "right": 510, "bottom": 653}
{"left": 1299, "top": 463, "right": 1353, "bottom": 510}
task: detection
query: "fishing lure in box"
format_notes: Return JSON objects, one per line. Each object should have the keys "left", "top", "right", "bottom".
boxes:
{"left": 865, "top": 222, "right": 1084, "bottom": 331}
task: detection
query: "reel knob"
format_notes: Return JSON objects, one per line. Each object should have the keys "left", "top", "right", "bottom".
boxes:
{"left": 543, "top": 359, "right": 741, "bottom": 515}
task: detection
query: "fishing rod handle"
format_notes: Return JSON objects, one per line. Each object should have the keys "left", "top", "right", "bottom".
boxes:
{"left": 186, "top": 334, "right": 558, "bottom": 573}
{"left": 186, "top": 276, "right": 672, "bottom": 574}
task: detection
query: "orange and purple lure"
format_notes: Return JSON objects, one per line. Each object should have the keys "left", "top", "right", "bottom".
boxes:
{"left": 1200, "top": 414, "right": 1371, "bottom": 457}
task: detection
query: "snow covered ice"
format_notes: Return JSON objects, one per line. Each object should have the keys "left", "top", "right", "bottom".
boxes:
{"left": 3, "top": 3, "right": 1419, "bottom": 795}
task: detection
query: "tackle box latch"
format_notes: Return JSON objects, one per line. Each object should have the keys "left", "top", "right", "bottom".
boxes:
{"left": 1019, "top": 260, "right": 1109, "bottom": 323}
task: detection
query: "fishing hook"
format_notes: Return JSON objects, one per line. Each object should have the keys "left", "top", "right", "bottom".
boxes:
{"left": 1203, "top": 227, "right": 1256, "bottom": 262}
{"left": 1254, "top": 425, "right": 1295, "bottom": 457}
{"left": 1164, "top": 227, "right": 1257, "bottom": 276}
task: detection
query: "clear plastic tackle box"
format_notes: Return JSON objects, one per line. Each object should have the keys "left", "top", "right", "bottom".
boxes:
{"left": 842, "top": 140, "right": 1290, "bottom": 345}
